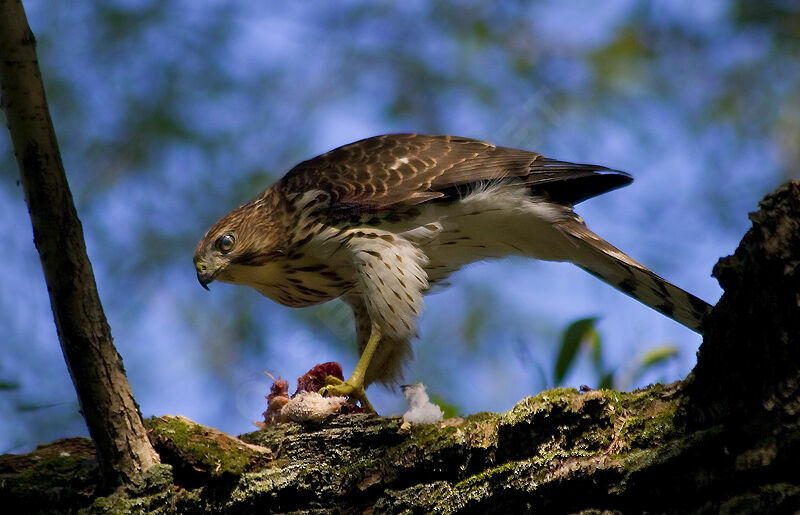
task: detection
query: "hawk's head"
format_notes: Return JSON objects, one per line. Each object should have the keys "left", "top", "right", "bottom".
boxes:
{"left": 193, "top": 193, "right": 285, "bottom": 290}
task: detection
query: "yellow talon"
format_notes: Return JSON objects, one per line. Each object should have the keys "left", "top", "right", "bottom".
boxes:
{"left": 318, "top": 323, "right": 382, "bottom": 413}
{"left": 319, "top": 379, "right": 375, "bottom": 413}
{"left": 323, "top": 376, "right": 344, "bottom": 387}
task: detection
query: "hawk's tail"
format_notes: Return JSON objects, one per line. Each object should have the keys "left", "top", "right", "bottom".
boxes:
{"left": 559, "top": 221, "right": 712, "bottom": 333}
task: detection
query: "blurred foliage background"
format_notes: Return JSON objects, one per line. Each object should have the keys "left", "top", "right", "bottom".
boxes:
{"left": 1, "top": 0, "right": 797, "bottom": 452}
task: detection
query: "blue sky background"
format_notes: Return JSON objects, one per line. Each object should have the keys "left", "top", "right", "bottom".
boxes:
{"left": 1, "top": 1, "right": 797, "bottom": 452}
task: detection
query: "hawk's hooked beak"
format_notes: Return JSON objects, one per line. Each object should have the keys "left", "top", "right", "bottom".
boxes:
{"left": 195, "top": 260, "right": 216, "bottom": 291}
{"left": 197, "top": 271, "right": 213, "bottom": 291}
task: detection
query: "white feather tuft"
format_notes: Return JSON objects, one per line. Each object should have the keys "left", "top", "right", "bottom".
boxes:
{"left": 401, "top": 382, "right": 444, "bottom": 425}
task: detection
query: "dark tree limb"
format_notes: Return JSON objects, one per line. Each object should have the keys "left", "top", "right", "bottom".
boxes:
{"left": 1, "top": 171, "right": 798, "bottom": 512}
{"left": 0, "top": 0, "right": 159, "bottom": 489}
{"left": 685, "top": 181, "right": 800, "bottom": 428}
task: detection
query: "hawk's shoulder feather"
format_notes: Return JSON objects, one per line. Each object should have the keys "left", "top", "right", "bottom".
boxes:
{"left": 277, "top": 134, "right": 632, "bottom": 217}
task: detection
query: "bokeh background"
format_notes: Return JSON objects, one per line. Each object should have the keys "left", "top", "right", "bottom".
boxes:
{"left": 2, "top": 1, "right": 798, "bottom": 452}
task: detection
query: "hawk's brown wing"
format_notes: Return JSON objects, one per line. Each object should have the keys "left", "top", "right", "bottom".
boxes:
{"left": 278, "top": 134, "right": 631, "bottom": 216}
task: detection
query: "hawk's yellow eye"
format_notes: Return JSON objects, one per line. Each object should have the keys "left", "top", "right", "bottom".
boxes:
{"left": 216, "top": 233, "right": 235, "bottom": 253}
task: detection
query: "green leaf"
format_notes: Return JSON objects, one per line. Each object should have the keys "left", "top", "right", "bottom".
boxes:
{"left": 554, "top": 317, "right": 599, "bottom": 385}
{"left": 589, "top": 329, "right": 603, "bottom": 372}
{"left": 598, "top": 370, "right": 616, "bottom": 390}
{"left": 15, "top": 402, "right": 62, "bottom": 412}
{"left": 428, "top": 393, "right": 460, "bottom": 419}
{"left": 629, "top": 345, "right": 680, "bottom": 386}
{"left": 639, "top": 346, "right": 679, "bottom": 369}
{"left": 461, "top": 303, "right": 489, "bottom": 350}
{"left": 0, "top": 381, "right": 20, "bottom": 391}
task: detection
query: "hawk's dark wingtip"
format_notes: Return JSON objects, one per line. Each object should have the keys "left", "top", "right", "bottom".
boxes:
{"left": 531, "top": 159, "right": 634, "bottom": 205}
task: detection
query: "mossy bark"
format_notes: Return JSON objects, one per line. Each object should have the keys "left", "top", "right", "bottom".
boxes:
{"left": 2, "top": 183, "right": 798, "bottom": 513}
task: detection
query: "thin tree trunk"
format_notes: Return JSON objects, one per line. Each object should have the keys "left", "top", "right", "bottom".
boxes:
{"left": 0, "top": 0, "right": 159, "bottom": 489}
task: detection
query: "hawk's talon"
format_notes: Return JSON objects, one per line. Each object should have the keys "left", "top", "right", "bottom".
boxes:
{"left": 315, "top": 323, "right": 381, "bottom": 413}
{"left": 322, "top": 375, "right": 344, "bottom": 387}
{"left": 318, "top": 378, "right": 375, "bottom": 413}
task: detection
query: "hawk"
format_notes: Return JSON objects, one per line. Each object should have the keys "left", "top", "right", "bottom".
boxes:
{"left": 194, "top": 134, "right": 711, "bottom": 411}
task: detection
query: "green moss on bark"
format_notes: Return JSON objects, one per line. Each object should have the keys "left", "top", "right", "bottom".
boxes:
{"left": 145, "top": 415, "right": 272, "bottom": 481}
{"left": 3, "top": 376, "right": 798, "bottom": 513}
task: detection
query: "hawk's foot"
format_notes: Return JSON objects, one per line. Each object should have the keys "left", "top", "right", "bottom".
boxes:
{"left": 319, "top": 376, "right": 375, "bottom": 413}
{"left": 318, "top": 323, "right": 381, "bottom": 414}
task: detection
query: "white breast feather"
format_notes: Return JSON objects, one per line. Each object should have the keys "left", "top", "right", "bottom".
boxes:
{"left": 346, "top": 230, "right": 429, "bottom": 342}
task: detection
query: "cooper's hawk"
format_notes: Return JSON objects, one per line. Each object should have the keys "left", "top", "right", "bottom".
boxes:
{"left": 194, "top": 134, "right": 711, "bottom": 411}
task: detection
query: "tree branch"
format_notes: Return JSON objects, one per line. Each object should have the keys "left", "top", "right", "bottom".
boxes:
{"left": 0, "top": 0, "right": 158, "bottom": 488}
{"left": 1, "top": 161, "right": 797, "bottom": 511}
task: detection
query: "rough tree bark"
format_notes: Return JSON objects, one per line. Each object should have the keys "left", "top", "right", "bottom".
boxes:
{"left": 1, "top": 183, "right": 797, "bottom": 513}
{"left": 0, "top": 0, "right": 159, "bottom": 489}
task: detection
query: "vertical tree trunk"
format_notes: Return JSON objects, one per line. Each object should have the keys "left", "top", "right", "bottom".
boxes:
{"left": 0, "top": 0, "right": 159, "bottom": 488}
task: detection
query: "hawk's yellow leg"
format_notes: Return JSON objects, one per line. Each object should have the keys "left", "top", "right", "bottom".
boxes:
{"left": 319, "top": 324, "right": 380, "bottom": 413}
